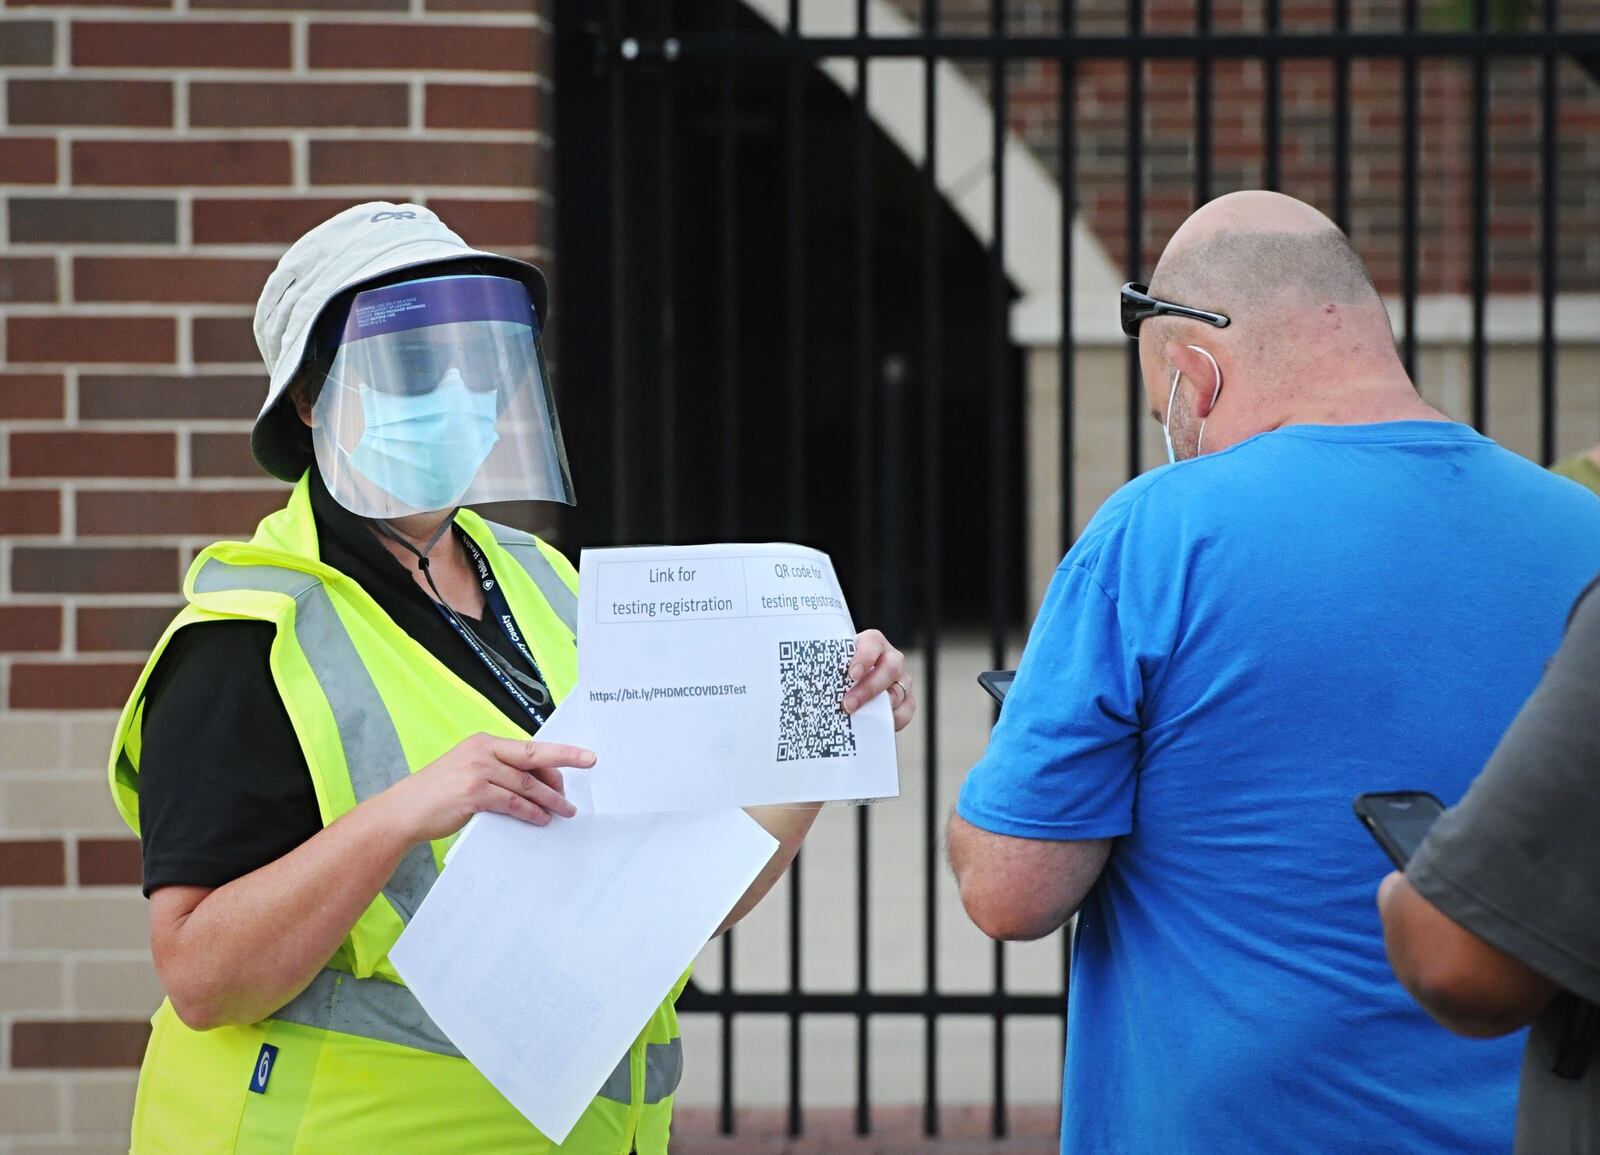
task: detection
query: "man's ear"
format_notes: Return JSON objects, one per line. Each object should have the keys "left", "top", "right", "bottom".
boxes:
{"left": 1166, "top": 341, "right": 1224, "bottom": 419}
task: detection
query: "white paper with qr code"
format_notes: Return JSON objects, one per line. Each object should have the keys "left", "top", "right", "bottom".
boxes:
{"left": 577, "top": 543, "right": 899, "bottom": 814}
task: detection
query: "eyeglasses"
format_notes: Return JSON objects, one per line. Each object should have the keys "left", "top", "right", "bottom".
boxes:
{"left": 1120, "top": 282, "right": 1231, "bottom": 339}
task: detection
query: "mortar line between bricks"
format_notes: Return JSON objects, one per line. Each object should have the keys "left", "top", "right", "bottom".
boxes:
{"left": 6, "top": 422, "right": 265, "bottom": 435}
{"left": 174, "top": 76, "right": 190, "bottom": 136}
{"left": 2, "top": 303, "right": 250, "bottom": 318}
{"left": 2, "top": 593, "right": 182, "bottom": 606}
{"left": 54, "top": 13, "right": 69, "bottom": 74}
{"left": 176, "top": 189, "right": 192, "bottom": 251}
{"left": 60, "top": 481, "right": 75, "bottom": 538}
{"left": 292, "top": 14, "right": 308, "bottom": 75}
{"left": 64, "top": 832, "right": 79, "bottom": 889}
{"left": 31, "top": 11, "right": 539, "bottom": 28}
{"left": 0, "top": 66, "right": 545, "bottom": 83}
{"left": 176, "top": 305, "right": 193, "bottom": 369}
{"left": 62, "top": 371, "right": 78, "bottom": 426}
{"left": 5, "top": 242, "right": 532, "bottom": 260}
{"left": 40, "top": 127, "right": 541, "bottom": 141}
{"left": 291, "top": 133, "right": 308, "bottom": 191}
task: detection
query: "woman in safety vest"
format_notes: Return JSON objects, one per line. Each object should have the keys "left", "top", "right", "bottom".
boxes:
{"left": 108, "top": 203, "right": 918, "bottom": 1154}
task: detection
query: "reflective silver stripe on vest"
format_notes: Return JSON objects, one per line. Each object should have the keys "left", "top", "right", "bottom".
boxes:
{"left": 191, "top": 561, "right": 438, "bottom": 923}
{"left": 596, "top": 1037, "right": 683, "bottom": 1105}
{"left": 272, "top": 967, "right": 460, "bottom": 1058}
{"left": 482, "top": 520, "right": 577, "bottom": 636}
{"left": 195, "top": 559, "right": 671, "bottom": 1109}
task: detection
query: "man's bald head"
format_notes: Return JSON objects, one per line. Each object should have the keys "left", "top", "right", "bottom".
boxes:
{"left": 1137, "top": 192, "right": 1427, "bottom": 459}
{"left": 1149, "top": 191, "right": 1381, "bottom": 326}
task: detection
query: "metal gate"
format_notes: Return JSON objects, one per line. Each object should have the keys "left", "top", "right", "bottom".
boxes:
{"left": 550, "top": 1, "right": 1600, "bottom": 1139}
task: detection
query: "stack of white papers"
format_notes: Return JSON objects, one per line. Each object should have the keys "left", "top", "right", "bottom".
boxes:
{"left": 389, "top": 544, "right": 899, "bottom": 1142}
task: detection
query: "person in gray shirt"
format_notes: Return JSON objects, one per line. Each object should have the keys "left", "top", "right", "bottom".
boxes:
{"left": 1379, "top": 578, "right": 1600, "bottom": 1154}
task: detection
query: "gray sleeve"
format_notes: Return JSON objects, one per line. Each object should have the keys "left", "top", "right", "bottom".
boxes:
{"left": 1407, "top": 580, "right": 1600, "bottom": 1006}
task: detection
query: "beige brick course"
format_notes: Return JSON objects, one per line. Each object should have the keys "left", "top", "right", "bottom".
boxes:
{"left": 65, "top": 1073, "right": 139, "bottom": 1137}
{"left": 63, "top": 717, "right": 119, "bottom": 775}
{"left": 11, "top": 1145, "right": 128, "bottom": 1155}
{"left": 8, "top": 893, "right": 148, "bottom": 953}
{"left": 70, "top": 958, "right": 162, "bottom": 1018}
{"left": 2, "top": 777, "right": 124, "bottom": 836}
{"left": 0, "top": 958, "right": 65, "bottom": 1014}
{"left": 0, "top": 717, "right": 63, "bottom": 773}
{"left": 0, "top": 1078, "right": 62, "bottom": 1135}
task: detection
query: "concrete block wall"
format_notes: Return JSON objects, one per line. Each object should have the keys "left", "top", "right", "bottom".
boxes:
{"left": 0, "top": 2, "right": 550, "bottom": 1149}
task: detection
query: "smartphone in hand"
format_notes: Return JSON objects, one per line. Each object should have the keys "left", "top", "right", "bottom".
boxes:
{"left": 1353, "top": 791, "right": 1445, "bottom": 868}
{"left": 977, "top": 669, "right": 1016, "bottom": 705}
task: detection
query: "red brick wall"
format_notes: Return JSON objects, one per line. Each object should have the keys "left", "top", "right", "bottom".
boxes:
{"left": 907, "top": 0, "right": 1600, "bottom": 292}
{"left": 0, "top": 2, "right": 551, "bottom": 1145}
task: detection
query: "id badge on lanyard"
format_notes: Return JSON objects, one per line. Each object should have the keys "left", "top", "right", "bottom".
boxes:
{"left": 434, "top": 533, "right": 552, "bottom": 729}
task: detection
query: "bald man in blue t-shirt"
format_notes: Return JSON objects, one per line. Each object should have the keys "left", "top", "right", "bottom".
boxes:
{"left": 948, "top": 190, "right": 1600, "bottom": 1155}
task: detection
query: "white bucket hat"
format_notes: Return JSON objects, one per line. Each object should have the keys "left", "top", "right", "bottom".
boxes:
{"left": 251, "top": 201, "right": 549, "bottom": 481}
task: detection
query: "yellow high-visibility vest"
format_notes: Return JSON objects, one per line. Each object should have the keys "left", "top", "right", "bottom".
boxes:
{"left": 108, "top": 474, "right": 684, "bottom": 1154}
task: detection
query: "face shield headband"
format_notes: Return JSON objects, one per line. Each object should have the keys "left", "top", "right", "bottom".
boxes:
{"left": 310, "top": 274, "right": 575, "bottom": 519}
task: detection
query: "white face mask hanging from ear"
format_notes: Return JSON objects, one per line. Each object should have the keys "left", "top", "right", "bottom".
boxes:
{"left": 1162, "top": 344, "right": 1224, "bottom": 464}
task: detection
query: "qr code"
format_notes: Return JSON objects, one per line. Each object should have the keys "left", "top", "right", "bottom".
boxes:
{"left": 777, "top": 638, "right": 858, "bottom": 762}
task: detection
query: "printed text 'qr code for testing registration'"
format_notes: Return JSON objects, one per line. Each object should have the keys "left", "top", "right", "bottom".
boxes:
{"left": 777, "top": 638, "right": 857, "bottom": 762}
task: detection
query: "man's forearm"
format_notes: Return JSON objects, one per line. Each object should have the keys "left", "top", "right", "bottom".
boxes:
{"left": 1378, "top": 872, "right": 1557, "bottom": 1038}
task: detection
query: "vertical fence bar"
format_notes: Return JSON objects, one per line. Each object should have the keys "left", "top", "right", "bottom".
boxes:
{"left": 783, "top": 0, "right": 806, "bottom": 1137}
{"left": 1401, "top": 0, "right": 1419, "bottom": 375}
{"left": 852, "top": 0, "right": 874, "bottom": 1136}
{"left": 1469, "top": 0, "right": 1488, "bottom": 432}
{"left": 1060, "top": 0, "right": 1076, "bottom": 552}
{"left": 1264, "top": 0, "right": 1281, "bottom": 192}
{"left": 716, "top": 0, "right": 738, "bottom": 1136}
{"left": 609, "top": 2, "right": 633, "bottom": 543}
{"left": 1058, "top": 0, "right": 1079, "bottom": 1069}
{"left": 989, "top": 0, "right": 1009, "bottom": 1138}
{"left": 920, "top": 0, "right": 943, "bottom": 1138}
{"left": 1332, "top": 0, "right": 1350, "bottom": 231}
{"left": 657, "top": 3, "right": 678, "bottom": 540}
{"left": 1126, "top": 0, "right": 1144, "bottom": 480}
{"left": 1538, "top": 0, "right": 1558, "bottom": 465}
{"left": 1196, "top": 0, "right": 1211, "bottom": 206}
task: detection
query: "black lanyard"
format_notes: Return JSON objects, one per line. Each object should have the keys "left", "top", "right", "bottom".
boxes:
{"left": 429, "top": 531, "right": 552, "bottom": 729}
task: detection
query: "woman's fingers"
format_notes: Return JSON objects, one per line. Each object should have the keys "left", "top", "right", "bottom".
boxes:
{"left": 486, "top": 761, "right": 576, "bottom": 819}
{"left": 890, "top": 680, "right": 917, "bottom": 732}
{"left": 844, "top": 628, "right": 906, "bottom": 714}
{"left": 484, "top": 786, "right": 555, "bottom": 826}
{"left": 491, "top": 738, "right": 595, "bottom": 772}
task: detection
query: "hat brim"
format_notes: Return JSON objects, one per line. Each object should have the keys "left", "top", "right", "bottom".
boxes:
{"left": 251, "top": 243, "right": 549, "bottom": 483}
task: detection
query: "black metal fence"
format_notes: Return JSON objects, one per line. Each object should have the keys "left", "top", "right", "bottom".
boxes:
{"left": 551, "top": 1, "right": 1600, "bottom": 1138}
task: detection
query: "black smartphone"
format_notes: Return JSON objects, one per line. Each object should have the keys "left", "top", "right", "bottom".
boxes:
{"left": 977, "top": 669, "right": 1016, "bottom": 704}
{"left": 1353, "top": 791, "right": 1446, "bottom": 868}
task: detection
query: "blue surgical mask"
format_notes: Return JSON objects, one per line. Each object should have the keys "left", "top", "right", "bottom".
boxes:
{"left": 343, "top": 369, "right": 500, "bottom": 510}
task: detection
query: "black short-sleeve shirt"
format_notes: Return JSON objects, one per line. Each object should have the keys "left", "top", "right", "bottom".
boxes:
{"left": 1408, "top": 578, "right": 1600, "bottom": 1153}
{"left": 138, "top": 470, "right": 550, "bottom": 896}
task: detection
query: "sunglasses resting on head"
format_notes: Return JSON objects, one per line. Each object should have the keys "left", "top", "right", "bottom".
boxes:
{"left": 1120, "top": 282, "right": 1231, "bottom": 339}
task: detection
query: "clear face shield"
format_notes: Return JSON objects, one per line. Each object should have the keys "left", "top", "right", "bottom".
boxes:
{"left": 311, "top": 274, "right": 575, "bottom": 519}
